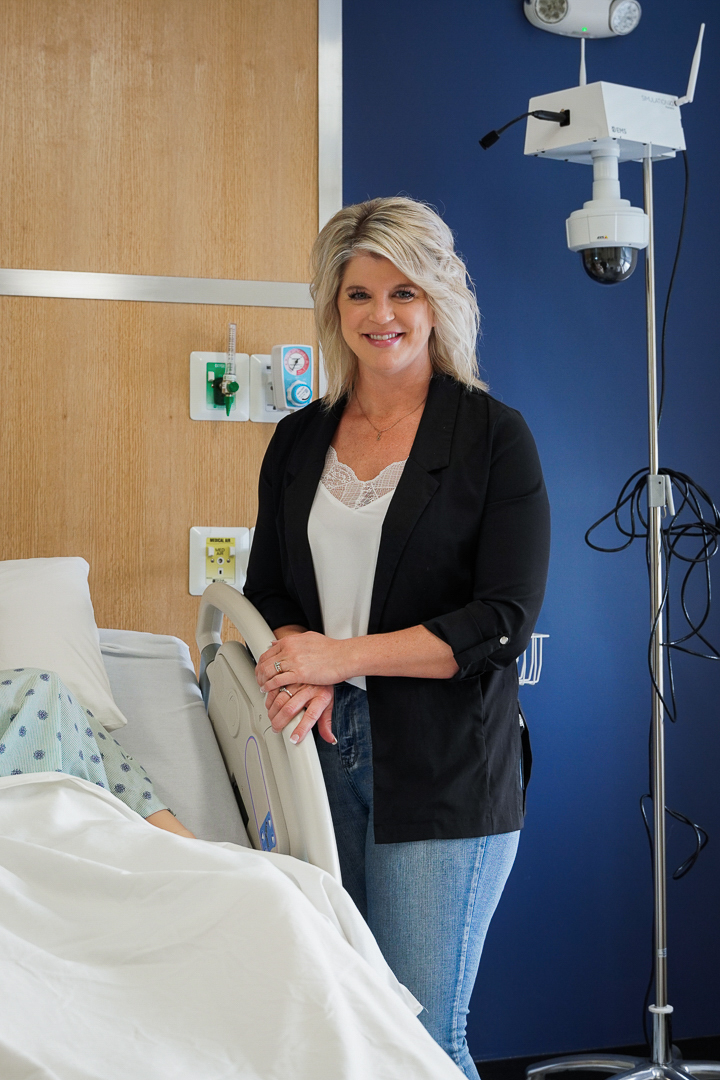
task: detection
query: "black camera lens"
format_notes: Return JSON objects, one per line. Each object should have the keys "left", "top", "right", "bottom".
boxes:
{"left": 581, "top": 246, "right": 638, "bottom": 284}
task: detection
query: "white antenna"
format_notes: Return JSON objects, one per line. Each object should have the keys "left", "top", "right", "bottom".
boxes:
{"left": 579, "top": 37, "right": 587, "bottom": 87}
{"left": 676, "top": 23, "right": 705, "bottom": 106}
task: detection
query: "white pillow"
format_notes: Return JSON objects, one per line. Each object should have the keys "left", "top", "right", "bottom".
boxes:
{"left": 0, "top": 557, "right": 128, "bottom": 731}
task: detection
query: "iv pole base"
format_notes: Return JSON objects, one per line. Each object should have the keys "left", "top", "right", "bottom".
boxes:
{"left": 525, "top": 1054, "right": 720, "bottom": 1080}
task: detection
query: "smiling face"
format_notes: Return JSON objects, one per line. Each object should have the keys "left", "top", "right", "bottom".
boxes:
{"left": 336, "top": 254, "right": 435, "bottom": 383}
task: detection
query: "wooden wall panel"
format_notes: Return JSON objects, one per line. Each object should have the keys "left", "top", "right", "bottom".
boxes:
{"left": 0, "top": 0, "right": 317, "bottom": 281}
{"left": 0, "top": 0, "right": 319, "bottom": 664}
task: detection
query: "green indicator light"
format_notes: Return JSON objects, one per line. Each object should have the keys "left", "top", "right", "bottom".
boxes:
{"left": 582, "top": 26, "right": 588, "bottom": 32}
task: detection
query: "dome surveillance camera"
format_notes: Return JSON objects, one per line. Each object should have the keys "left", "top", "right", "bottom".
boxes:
{"left": 566, "top": 143, "right": 648, "bottom": 284}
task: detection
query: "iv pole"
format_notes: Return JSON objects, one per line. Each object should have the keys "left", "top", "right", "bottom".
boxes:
{"left": 524, "top": 141, "right": 720, "bottom": 1080}
{"left": 478, "top": 29, "right": 718, "bottom": 1075}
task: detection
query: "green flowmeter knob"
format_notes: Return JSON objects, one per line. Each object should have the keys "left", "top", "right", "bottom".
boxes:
{"left": 226, "top": 381, "right": 239, "bottom": 394}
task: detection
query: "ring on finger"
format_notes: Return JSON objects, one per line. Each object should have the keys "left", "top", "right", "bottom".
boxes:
{"left": 274, "top": 661, "right": 283, "bottom": 673}
{"left": 280, "top": 687, "right": 293, "bottom": 699}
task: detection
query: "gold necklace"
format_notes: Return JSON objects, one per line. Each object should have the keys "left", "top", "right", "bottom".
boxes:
{"left": 354, "top": 392, "right": 427, "bottom": 441}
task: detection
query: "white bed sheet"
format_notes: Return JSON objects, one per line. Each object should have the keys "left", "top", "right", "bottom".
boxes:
{"left": 99, "top": 628, "right": 249, "bottom": 845}
{"left": 0, "top": 773, "right": 463, "bottom": 1080}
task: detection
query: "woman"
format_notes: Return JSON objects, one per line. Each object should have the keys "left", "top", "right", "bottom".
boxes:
{"left": 0, "top": 667, "right": 194, "bottom": 838}
{"left": 244, "top": 196, "right": 550, "bottom": 1078}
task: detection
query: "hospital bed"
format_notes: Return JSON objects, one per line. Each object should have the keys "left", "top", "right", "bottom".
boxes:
{"left": 0, "top": 564, "right": 465, "bottom": 1079}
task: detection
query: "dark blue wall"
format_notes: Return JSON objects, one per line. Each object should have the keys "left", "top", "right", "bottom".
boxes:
{"left": 343, "top": 1, "right": 720, "bottom": 1061}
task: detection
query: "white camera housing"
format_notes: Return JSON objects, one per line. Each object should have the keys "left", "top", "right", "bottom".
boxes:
{"left": 565, "top": 141, "right": 648, "bottom": 251}
{"left": 566, "top": 200, "right": 647, "bottom": 251}
{"left": 565, "top": 143, "right": 648, "bottom": 282}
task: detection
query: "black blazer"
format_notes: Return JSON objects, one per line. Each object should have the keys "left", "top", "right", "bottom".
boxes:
{"left": 244, "top": 376, "right": 551, "bottom": 843}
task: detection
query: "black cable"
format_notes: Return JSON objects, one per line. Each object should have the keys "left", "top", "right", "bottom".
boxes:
{"left": 640, "top": 796, "right": 709, "bottom": 883}
{"left": 479, "top": 109, "right": 569, "bottom": 150}
{"left": 658, "top": 151, "right": 690, "bottom": 425}
{"left": 586, "top": 468, "right": 720, "bottom": 724}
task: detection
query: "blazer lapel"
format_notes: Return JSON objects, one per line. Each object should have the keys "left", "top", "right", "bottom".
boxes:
{"left": 368, "top": 376, "right": 462, "bottom": 634}
{"left": 282, "top": 402, "right": 343, "bottom": 632}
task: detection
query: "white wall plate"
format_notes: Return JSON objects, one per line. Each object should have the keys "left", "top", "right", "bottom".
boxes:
{"left": 189, "top": 526, "right": 252, "bottom": 595}
{"left": 190, "top": 352, "right": 250, "bottom": 421}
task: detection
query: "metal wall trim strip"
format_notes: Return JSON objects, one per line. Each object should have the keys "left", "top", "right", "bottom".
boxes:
{"left": 0, "top": 268, "right": 313, "bottom": 308}
{"left": 318, "top": 0, "right": 343, "bottom": 231}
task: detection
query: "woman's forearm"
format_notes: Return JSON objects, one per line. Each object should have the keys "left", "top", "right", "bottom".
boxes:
{"left": 261, "top": 624, "right": 458, "bottom": 690}
{"left": 342, "top": 624, "right": 458, "bottom": 680}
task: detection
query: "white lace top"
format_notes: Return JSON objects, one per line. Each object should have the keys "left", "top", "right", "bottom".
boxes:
{"left": 320, "top": 446, "right": 407, "bottom": 508}
{"left": 307, "top": 447, "right": 407, "bottom": 689}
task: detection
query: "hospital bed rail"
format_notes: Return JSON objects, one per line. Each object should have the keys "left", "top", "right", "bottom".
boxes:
{"left": 196, "top": 582, "right": 341, "bottom": 882}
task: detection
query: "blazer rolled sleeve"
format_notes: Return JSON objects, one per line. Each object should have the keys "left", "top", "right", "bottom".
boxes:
{"left": 422, "top": 410, "right": 550, "bottom": 679}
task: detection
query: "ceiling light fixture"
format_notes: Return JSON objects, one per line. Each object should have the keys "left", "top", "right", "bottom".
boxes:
{"left": 523, "top": 0, "right": 641, "bottom": 38}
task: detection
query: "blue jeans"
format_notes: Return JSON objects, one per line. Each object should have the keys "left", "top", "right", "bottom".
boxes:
{"left": 316, "top": 681, "right": 520, "bottom": 1080}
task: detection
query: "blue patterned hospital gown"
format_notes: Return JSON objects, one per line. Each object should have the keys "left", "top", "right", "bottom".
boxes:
{"left": 0, "top": 668, "right": 166, "bottom": 818}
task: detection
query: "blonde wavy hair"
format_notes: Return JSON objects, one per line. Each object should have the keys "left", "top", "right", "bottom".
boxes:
{"left": 310, "top": 197, "right": 485, "bottom": 405}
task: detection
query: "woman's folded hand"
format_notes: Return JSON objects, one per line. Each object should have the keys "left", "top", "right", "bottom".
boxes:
{"left": 263, "top": 681, "right": 336, "bottom": 744}
{"left": 256, "top": 632, "right": 352, "bottom": 693}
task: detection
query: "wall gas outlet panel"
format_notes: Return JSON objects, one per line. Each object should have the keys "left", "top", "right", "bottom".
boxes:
{"left": 189, "top": 526, "right": 251, "bottom": 595}
{"left": 190, "top": 352, "right": 250, "bottom": 421}
{"left": 249, "top": 346, "right": 314, "bottom": 423}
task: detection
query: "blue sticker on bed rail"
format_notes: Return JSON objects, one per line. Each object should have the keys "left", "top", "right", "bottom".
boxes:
{"left": 259, "top": 811, "right": 277, "bottom": 852}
